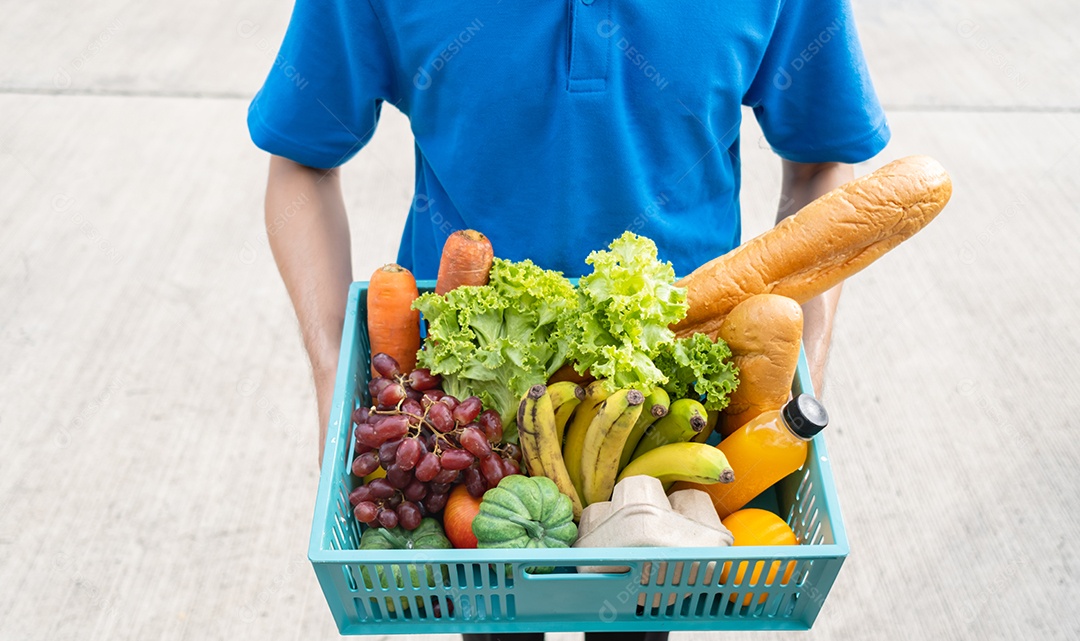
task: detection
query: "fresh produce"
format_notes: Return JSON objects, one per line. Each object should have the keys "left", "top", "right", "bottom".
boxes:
{"left": 444, "top": 484, "right": 484, "bottom": 548}
{"left": 653, "top": 332, "right": 739, "bottom": 411}
{"left": 561, "top": 379, "right": 613, "bottom": 499}
{"left": 579, "top": 388, "right": 645, "bottom": 506}
{"left": 722, "top": 509, "right": 798, "bottom": 546}
{"left": 720, "top": 509, "right": 798, "bottom": 607}
{"left": 516, "top": 384, "right": 584, "bottom": 519}
{"left": 617, "top": 387, "right": 670, "bottom": 471}
{"left": 435, "top": 229, "right": 495, "bottom": 295}
{"left": 359, "top": 516, "right": 452, "bottom": 551}
{"left": 615, "top": 442, "right": 735, "bottom": 487}
{"left": 630, "top": 397, "right": 708, "bottom": 461}
{"left": 413, "top": 258, "right": 578, "bottom": 428}
{"left": 547, "top": 381, "right": 585, "bottom": 445}
{"left": 717, "top": 294, "right": 803, "bottom": 438}
{"left": 349, "top": 354, "right": 522, "bottom": 529}
{"left": 561, "top": 231, "right": 688, "bottom": 392}
{"left": 472, "top": 475, "right": 578, "bottom": 571}
{"left": 676, "top": 395, "right": 827, "bottom": 520}
{"left": 367, "top": 264, "right": 422, "bottom": 376}
{"left": 358, "top": 517, "right": 452, "bottom": 591}
{"left": 674, "top": 156, "right": 953, "bottom": 338}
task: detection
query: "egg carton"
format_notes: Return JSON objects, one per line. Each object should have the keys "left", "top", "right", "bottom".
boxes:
{"left": 573, "top": 475, "right": 733, "bottom": 573}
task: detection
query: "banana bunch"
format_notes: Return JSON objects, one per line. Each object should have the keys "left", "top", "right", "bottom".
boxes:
{"left": 520, "top": 379, "right": 736, "bottom": 519}
{"left": 517, "top": 382, "right": 586, "bottom": 519}
{"left": 579, "top": 388, "right": 646, "bottom": 505}
{"left": 564, "top": 381, "right": 731, "bottom": 508}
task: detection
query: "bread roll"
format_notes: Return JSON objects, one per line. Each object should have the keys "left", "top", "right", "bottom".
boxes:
{"left": 674, "top": 156, "right": 952, "bottom": 338}
{"left": 718, "top": 295, "right": 803, "bottom": 438}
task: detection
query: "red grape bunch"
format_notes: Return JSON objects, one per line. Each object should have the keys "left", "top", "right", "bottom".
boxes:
{"left": 348, "top": 353, "right": 522, "bottom": 530}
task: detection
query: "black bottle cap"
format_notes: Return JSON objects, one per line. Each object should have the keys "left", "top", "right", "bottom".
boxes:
{"left": 781, "top": 394, "right": 829, "bottom": 439}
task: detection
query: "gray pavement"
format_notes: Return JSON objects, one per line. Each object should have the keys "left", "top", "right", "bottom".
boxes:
{"left": 1, "top": 1, "right": 1077, "bottom": 640}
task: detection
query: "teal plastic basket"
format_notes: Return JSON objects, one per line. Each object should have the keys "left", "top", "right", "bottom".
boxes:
{"left": 310, "top": 281, "right": 849, "bottom": 635}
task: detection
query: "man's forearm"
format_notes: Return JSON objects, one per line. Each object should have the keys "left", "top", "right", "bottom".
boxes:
{"left": 777, "top": 160, "right": 854, "bottom": 396}
{"left": 265, "top": 155, "right": 353, "bottom": 461}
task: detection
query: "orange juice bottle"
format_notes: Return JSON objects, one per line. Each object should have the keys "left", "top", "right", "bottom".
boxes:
{"left": 708, "top": 395, "right": 828, "bottom": 520}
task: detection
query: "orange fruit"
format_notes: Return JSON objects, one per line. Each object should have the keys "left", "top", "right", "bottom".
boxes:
{"left": 720, "top": 509, "right": 798, "bottom": 608}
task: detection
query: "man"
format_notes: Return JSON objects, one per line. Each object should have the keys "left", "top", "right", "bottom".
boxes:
{"left": 250, "top": 1, "right": 886, "bottom": 639}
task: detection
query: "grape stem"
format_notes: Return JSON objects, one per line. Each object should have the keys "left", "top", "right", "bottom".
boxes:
{"left": 430, "top": 428, "right": 465, "bottom": 456}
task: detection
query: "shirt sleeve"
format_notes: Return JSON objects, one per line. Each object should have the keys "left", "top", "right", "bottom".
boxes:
{"left": 247, "top": 0, "right": 397, "bottom": 169}
{"left": 742, "top": 0, "right": 889, "bottom": 164}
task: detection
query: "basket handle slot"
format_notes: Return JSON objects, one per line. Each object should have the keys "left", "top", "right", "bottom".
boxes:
{"left": 520, "top": 566, "right": 633, "bottom": 580}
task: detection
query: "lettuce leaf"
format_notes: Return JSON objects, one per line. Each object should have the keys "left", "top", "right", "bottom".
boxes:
{"left": 562, "top": 232, "right": 688, "bottom": 392}
{"left": 653, "top": 333, "right": 740, "bottom": 411}
{"left": 413, "top": 258, "right": 577, "bottom": 426}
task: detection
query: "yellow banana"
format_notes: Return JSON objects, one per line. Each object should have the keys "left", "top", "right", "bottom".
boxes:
{"left": 516, "top": 385, "right": 550, "bottom": 479}
{"left": 562, "top": 380, "right": 613, "bottom": 498}
{"left": 547, "top": 381, "right": 585, "bottom": 446}
{"left": 618, "top": 387, "right": 671, "bottom": 471}
{"left": 616, "top": 442, "right": 736, "bottom": 487}
{"left": 631, "top": 398, "right": 708, "bottom": 460}
{"left": 691, "top": 409, "right": 721, "bottom": 444}
{"left": 580, "top": 389, "right": 645, "bottom": 506}
{"left": 517, "top": 384, "right": 583, "bottom": 519}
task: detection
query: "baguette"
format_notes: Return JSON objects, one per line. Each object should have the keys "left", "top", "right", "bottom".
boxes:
{"left": 673, "top": 156, "right": 952, "bottom": 338}
{"left": 718, "top": 295, "right": 803, "bottom": 438}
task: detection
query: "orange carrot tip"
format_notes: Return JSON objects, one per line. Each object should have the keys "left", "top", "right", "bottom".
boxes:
{"left": 435, "top": 229, "right": 494, "bottom": 295}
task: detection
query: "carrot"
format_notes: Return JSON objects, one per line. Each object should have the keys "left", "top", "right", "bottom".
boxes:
{"left": 367, "top": 263, "right": 421, "bottom": 376}
{"left": 435, "top": 229, "right": 494, "bottom": 295}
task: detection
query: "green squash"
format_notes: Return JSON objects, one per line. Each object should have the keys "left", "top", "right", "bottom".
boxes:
{"left": 358, "top": 517, "right": 451, "bottom": 591}
{"left": 472, "top": 476, "right": 578, "bottom": 571}
{"left": 359, "top": 517, "right": 451, "bottom": 552}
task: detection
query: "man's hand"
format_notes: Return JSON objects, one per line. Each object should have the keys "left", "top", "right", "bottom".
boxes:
{"left": 777, "top": 160, "right": 854, "bottom": 397}
{"left": 265, "top": 155, "right": 353, "bottom": 465}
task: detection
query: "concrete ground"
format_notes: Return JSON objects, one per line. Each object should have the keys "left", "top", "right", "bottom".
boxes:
{"left": 1, "top": 1, "right": 1076, "bottom": 640}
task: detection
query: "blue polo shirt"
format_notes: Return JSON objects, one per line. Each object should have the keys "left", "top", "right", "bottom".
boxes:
{"left": 248, "top": 0, "right": 889, "bottom": 279}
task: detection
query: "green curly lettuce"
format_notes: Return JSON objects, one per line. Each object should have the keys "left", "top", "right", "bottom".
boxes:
{"left": 413, "top": 258, "right": 577, "bottom": 427}
{"left": 653, "top": 333, "right": 740, "bottom": 411}
{"left": 561, "top": 231, "right": 688, "bottom": 392}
